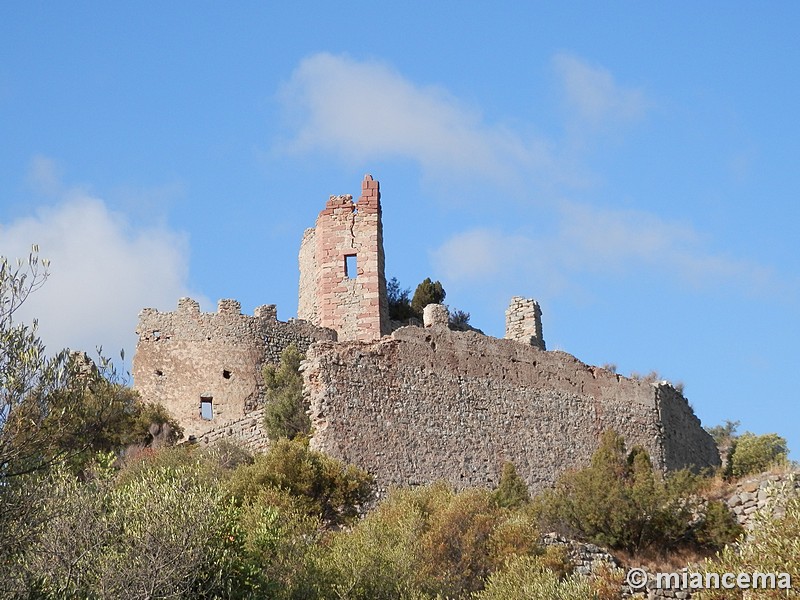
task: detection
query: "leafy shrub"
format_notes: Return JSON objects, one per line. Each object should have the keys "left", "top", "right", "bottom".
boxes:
{"left": 226, "top": 437, "right": 373, "bottom": 528}
{"left": 316, "top": 515, "right": 426, "bottom": 600}
{"left": 696, "top": 486, "right": 800, "bottom": 599}
{"left": 474, "top": 554, "right": 596, "bottom": 600}
{"left": 324, "top": 482, "right": 543, "bottom": 598}
{"left": 728, "top": 432, "right": 789, "bottom": 479}
{"left": 235, "top": 488, "right": 323, "bottom": 599}
{"left": 263, "top": 344, "right": 309, "bottom": 441}
{"left": 532, "top": 430, "right": 733, "bottom": 554}
{"left": 7, "top": 460, "right": 247, "bottom": 600}
{"left": 418, "top": 487, "right": 505, "bottom": 596}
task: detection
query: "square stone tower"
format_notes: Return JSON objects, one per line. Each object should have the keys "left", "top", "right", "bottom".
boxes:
{"left": 298, "top": 174, "right": 390, "bottom": 341}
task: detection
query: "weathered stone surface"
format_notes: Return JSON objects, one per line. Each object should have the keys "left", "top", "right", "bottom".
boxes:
{"left": 298, "top": 174, "right": 390, "bottom": 342}
{"left": 423, "top": 303, "right": 449, "bottom": 328}
{"left": 724, "top": 471, "right": 799, "bottom": 528}
{"left": 132, "top": 297, "right": 335, "bottom": 439}
{"left": 505, "top": 296, "right": 545, "bottom": 350}
{"left": 192, "top": 408, "right": 270, "bottom": 454}
{"left": 305, "top": 325, "right": 720, "bottom": 495}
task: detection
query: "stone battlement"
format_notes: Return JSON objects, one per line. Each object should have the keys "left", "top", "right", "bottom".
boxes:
{"left": 132, "top": 297, "right": 335, "bottom": 439}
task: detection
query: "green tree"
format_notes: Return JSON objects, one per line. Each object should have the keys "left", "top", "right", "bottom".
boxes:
{"left": 492, "top": 462, "right": 530, "bottom": 509}
{"left": 410, "top": 278, "right": 445, "bottom": 318}
{"left": 532, "top": 430, "right": 737, "bottom": 554}
{"left": 263, "top": 344, "right": 309, "bottom": 441}
{"left": 387, "top": 277, "right": 415, "bottom": 321}
{"left": 728, "top": 432, "right": 788, "bottom": 479}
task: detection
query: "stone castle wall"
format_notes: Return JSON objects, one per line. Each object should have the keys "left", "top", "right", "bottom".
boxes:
{"left": 132, "top": 297, "right": 335, "bottom": 439}
{"left": 298, "top": 174, "right": 389, "bottom": 341}
{"left": 305, "top": 325, "right": 720, "bottom": 495}
{"left": 193, "top": 408, "right": 270, "bottom": 454}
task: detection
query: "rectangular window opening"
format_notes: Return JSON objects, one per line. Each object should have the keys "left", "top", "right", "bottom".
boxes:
{"left": 344, "top": 254, "right": 358, "bottom": 279}
{"left": 200, "top": 396, "right": 213, "bottom": 420}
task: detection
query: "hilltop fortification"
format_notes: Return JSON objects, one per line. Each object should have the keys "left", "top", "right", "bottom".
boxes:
{"left": 132, "top": 174, "right": 720, "bottom": 490}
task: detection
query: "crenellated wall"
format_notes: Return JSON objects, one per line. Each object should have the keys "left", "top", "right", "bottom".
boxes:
{"left": 132, "top": 297, "right": 335, "bottom": 439}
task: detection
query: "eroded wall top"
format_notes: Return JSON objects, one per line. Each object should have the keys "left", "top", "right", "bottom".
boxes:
{"left": 298, "top": 175, "right": 389, "bottom": 342}
{"left": 305, "top": 326, "right": 720, "bottom": 495}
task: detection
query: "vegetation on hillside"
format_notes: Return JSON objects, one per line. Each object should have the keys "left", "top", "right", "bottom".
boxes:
{"left": 531, "top": 430, "right": 741, "bottom": 555}
{"left": 388, "top": 275, "right": 471, "bottom": 327}
{"left": 706, "top": 419, "right": 790, "bottom": 478}
{"left": 2, "top": 249, "right": 798, "bottom": 599}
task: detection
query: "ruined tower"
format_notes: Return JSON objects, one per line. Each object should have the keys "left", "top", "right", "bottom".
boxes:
{"left": 298, "top": 174, "right": 390, "bottom": 341}
{"left": 504, "top": 296, "right": 546, "bottom": 350}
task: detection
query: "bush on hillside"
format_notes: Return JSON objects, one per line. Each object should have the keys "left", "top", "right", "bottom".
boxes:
{"left": 728, "top": 432, "right": 789, "bottom": 479}
{"left": 225, "top": 437, "right": 373, "bottom": 528}
{"left": 532, "top": 430, "right": 740, "bottom": 554}
{"left": 696, "top": 486, "right": 800, "bottom": 599}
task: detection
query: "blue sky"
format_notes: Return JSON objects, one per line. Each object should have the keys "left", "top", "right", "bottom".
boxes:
{"left": 1, "top": 3, "right": 798, "bottom": 456}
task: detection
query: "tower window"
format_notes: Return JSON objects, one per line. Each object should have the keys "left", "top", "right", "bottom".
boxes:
{"left": 200, "top": 396, "right": 213, "bottom": 420}
{"left": 222, "top": 369, "right": 231, "bottom": 379}
{"left": 345, "top": 254, "right": 357, "bottom": 279}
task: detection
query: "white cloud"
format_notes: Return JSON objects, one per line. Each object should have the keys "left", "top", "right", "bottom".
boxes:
{"left": 553, "top": 53, "right": 648, "bottom": 127}
{"left": 0, "top": 175, "right": 205, "bottom": 361}
{"left": 433, "top": 200, "right": 776, "bottom": 294}
{"left": 277, "top": 53, "right": 552, "bottom": 180}
{"left": 279, "top": 53, "right": 776, "bottom": 300}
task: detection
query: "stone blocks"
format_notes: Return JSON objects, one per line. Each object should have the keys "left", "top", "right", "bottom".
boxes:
{"left": 505, "top": 296, "right": 545, "bottom": 350}
{"left": 297, "top": 174, "right": 389, "bottom": 342}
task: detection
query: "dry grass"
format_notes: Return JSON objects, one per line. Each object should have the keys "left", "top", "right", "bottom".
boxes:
{"left": 614, "top": 546, "right": 714, "bottom": 573}
{"left": 694, "top": 472, "right": 735, "bottom": 502}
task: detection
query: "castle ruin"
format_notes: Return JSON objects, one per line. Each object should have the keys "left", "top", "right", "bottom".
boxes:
{"left": 132, "top": 298, "right": 335, "bottom": 439}
{"left": 132, "top": 174, "right": 720, "bottom": 494}
{"left": 298, "top": 174, "right": 390, "bottom": 342}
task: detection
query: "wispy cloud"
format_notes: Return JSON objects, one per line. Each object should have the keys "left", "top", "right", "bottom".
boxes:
{"left": 279, "top": 53, "right": 779, "bottom": 300}
{"left": 553, "top": 53, "right": 648, "bottom": 128}
{"left": 277, "top": 53, "right": 552, "bottom": 181}
{"left": 1, "top": 160, "right": 206, "bottom": 359}
{"left": 26, "top": 155, "right": 64, "bottom": 196}
{"left": 433, "top": 200, "right": 778, "bottom": 295}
